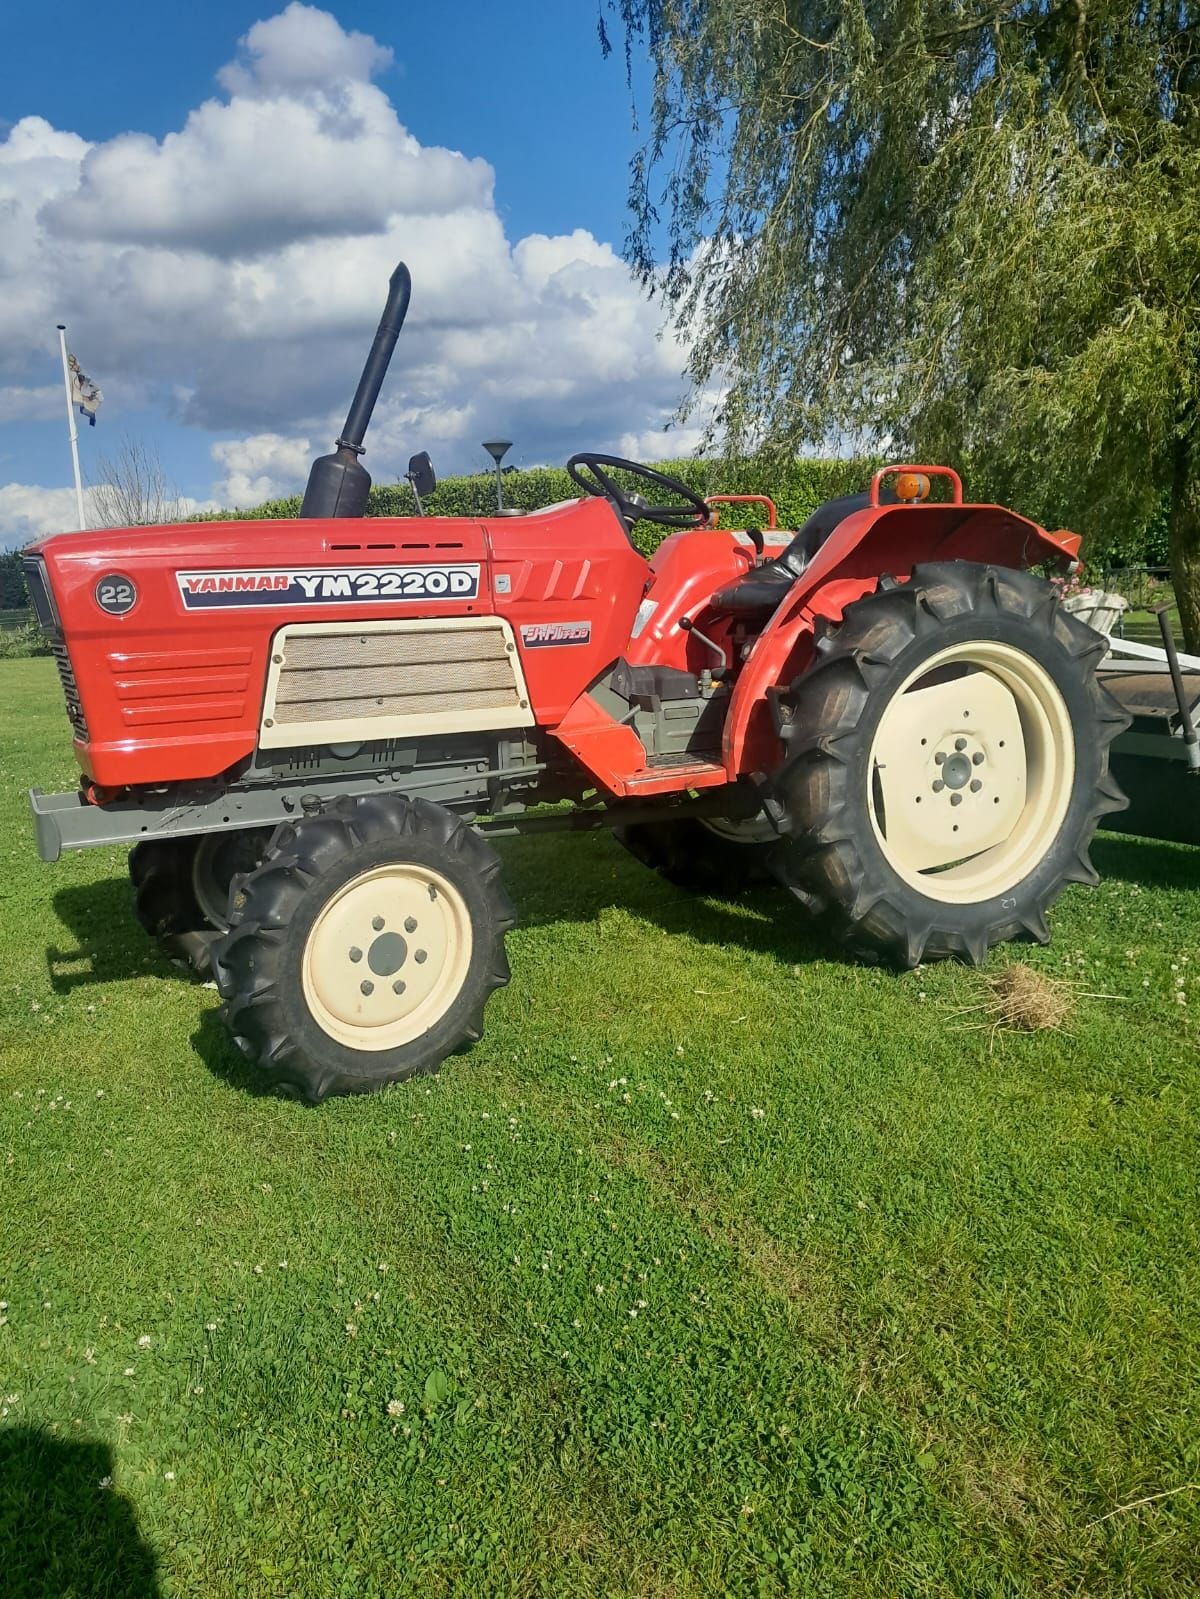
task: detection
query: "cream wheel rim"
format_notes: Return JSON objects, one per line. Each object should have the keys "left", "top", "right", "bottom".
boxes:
{"left": 301, "top": 863, "right": 473, "bottom": 1050}
{"left": 868, "top": 641, "right": 1074, "bottom": 905}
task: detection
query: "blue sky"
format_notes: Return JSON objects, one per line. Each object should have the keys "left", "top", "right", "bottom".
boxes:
{"left": 0, "top": 1, "right": 697, "bottom": 545}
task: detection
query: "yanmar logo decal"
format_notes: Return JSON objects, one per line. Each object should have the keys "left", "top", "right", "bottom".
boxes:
{"left": 176, "top": 565, "right": 480, "bottom": 609}
{"left": 520, "top": 620, "right": 592, "bottom": 648}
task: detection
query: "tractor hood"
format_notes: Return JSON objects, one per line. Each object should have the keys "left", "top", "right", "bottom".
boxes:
{"left": 25, "top": 495, "right": 647, "bottom": 789}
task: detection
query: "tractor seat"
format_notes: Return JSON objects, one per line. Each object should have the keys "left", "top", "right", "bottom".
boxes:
{"left": 711, "top": 491, "right": 870, "bottom": 614}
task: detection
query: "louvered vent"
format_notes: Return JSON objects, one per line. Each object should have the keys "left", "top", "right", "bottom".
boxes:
{"left": 52, "top": 643, "right": 88, "bottom": 740}
{"left": 259, "top": 618, "right": 532, "bottom": 749}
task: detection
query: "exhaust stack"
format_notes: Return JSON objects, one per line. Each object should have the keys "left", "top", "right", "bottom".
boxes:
{"left": 300, "top": 261, "right": 412, "bottom": 520}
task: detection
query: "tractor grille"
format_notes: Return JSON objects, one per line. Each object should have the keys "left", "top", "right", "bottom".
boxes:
{"left": 259, "top": 619, "right": 533, "bottom": 749}
{"left": 52, "top": 642, "right": 88, "bottom": 740}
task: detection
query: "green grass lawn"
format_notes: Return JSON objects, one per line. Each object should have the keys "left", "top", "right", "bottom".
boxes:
{"left": 2, "top": 656, "right": 1199, "bottom": 1597}
{"left": 1116, "top": 608, "right": 1183, "bottom": 649}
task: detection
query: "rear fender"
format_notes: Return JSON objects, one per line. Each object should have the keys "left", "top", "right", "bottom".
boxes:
{"left": 723, "top": 501, "right": 1080, "bottom": 777}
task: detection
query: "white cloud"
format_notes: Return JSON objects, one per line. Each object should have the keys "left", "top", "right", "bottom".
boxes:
{"left": 0, "top": 385, "right": 62, "bottom": 424}
{"left": 0, "top": 483, "right": 216, "bottom": 550}
{"left": 44, "top": 17, "right": 488, "bottom": 256}
{"left": 217, "top": 3, "right": 393, "bottom": 97}
{"left": 616, "top": 423, "right": 710, "bottom": 462}
{"left": 0, "top": 5, "right": 701, "bottom": 517}
{"left": 0, "top": 484, "right": 97, "bottom": 548}
{"left": 212, "top": 432, "right": 313, "bottom": 506}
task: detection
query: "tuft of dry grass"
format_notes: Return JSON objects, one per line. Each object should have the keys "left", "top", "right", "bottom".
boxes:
{"left": 948, "top": 962, "right": 1075, "bottom": 1043}
{"left": 987, "top": 964, "right": 1074, "bottom": 1031}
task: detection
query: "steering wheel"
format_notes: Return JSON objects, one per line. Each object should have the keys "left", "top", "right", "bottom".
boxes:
{"left": 566, "top": 452, "right": 710, "bottom": 530}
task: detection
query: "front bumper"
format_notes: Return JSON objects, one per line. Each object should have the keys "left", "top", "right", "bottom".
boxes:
{"left": 27, "top": 785, "right": 285, "bottom": 863}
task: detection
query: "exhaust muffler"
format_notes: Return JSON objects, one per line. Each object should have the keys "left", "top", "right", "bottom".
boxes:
{"left": 300, "top": 261, "right": 412, "bottom": 520}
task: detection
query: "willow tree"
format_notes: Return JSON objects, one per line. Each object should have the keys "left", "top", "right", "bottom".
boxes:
{"left": 602, "top": 2, "right": 1200, "bottom": 640}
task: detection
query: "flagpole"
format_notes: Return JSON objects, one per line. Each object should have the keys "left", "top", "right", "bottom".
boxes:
{"left": 56, "top": 324, "right": 87, "bottom": 530}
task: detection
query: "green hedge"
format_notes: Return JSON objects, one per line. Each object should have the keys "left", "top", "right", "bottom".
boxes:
{"left": 1, "top": 550, "right": 29, "bottom": 610}
{"left": 0, "top": 621, "right": 52, "bottom": 659}
{"left": 0, "top": 457, "right": 1170, "bottom": 605}
{"left": 192, "top": 457, "right": 874, "bottom": 555}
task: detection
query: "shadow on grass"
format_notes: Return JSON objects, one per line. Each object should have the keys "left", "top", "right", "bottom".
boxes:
{"left": 46, "top": 830, "right": 829, "bottom": 994}
{"left": 48, "top": 826, "right": 1200, "bottom": 1007}
{"left": 189, "top": 1009, "right": 278, "bottom": 1099}
{"left": 1093, "top": 829, "right": 1200, "bottom": 891}
{"left": 0, "top": 1427, "right": 161, "bottom": 1598}
{"left": 497, "top": 831, "right": 830, "bottom": 963}
{"left": 47, "top": 876, "right": 156, "bottom": 996}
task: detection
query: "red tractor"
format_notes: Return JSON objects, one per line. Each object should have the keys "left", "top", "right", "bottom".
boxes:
{"left": 25, "top": 264, "right": 1127, "bottom": 1100}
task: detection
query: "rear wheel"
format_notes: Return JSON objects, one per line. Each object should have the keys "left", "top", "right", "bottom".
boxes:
{"left": 613, "top": 809, "right": 779, "bottom": 897}
{"left": 130, "top": 829, "right": 270, "bottom": 976}
{"left": 773, "top": 562, "right": 1129, "bottom": 965}
{"left": 212, "top": 796, "right": 514, "bottom": 1101}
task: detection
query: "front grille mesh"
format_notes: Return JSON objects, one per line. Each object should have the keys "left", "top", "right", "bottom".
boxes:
{"left": 52, "top": 643, "right": 88, "bottom": 740}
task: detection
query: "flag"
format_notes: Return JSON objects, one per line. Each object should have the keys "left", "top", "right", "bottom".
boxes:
{"left": 68, "top": 352, "right": 103, "bottom": 426}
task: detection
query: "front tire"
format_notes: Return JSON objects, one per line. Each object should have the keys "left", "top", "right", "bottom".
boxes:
{"left": 130, "top": 830, "right": 270, "bottom": 976}
{"left": 772, "top": 562, "right": 1129, "bottom": 966}
{"left": 212, "top": 796, "right": 514, "bottom": 1101}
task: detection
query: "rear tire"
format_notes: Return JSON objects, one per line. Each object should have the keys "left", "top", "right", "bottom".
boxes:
{"left": 772, "top": 562, "right": 1129, "bottom": 966}
{"left": 212, "top": 796, "right": 514, "bottom": 1101}
{"left": 613, "top": 812, "right": 779, "bottom": 897}
{"left": 130, "top": 830, "right": 269, "bottom": 977}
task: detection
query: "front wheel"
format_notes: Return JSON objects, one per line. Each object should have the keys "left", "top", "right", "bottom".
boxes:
{"left": 772, "top": 562, "right": 1129, "bottom": 966}
{"left": 212, "top": 796, "right": 515, "bottom": 1101}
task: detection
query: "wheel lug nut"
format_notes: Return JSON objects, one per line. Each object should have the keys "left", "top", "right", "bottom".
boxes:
{"left": 360, "top": 980, "right": 374, "bottom": 996}
{"left": 349, "top": 947, "right": 362, "bottom": 962}
{"left": 950, "top": 793, "right": 963, "bottom": 806}
{"left": 414, "top": 949, "right": 427, "bottom": 964}
{"left": 934, "top": 751, "right": 946, "bottom": 765}
{"left": 954, "top": 736, "right": 967, "bottom": 751}
{"left": 970, "top": 779, "right": 982, "bottom": 793}
{"left": 393, "top": 979, "right": 406, "bottom": 995}
{"left": 372, "top": 916, "right": 385, "bottom": 931}
{"left": 932, "top": 779, "right": 945, "bottom": 793}
{"left": 404, "top": 916, "right": 417, "bottom": 933}
{"left": 972, "top": 751, "right": 984, "bottom": 765}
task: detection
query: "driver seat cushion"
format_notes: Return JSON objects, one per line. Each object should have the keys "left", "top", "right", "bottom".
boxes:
{"left": 710, "top": 492, "right": 870, "bottom": 614}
